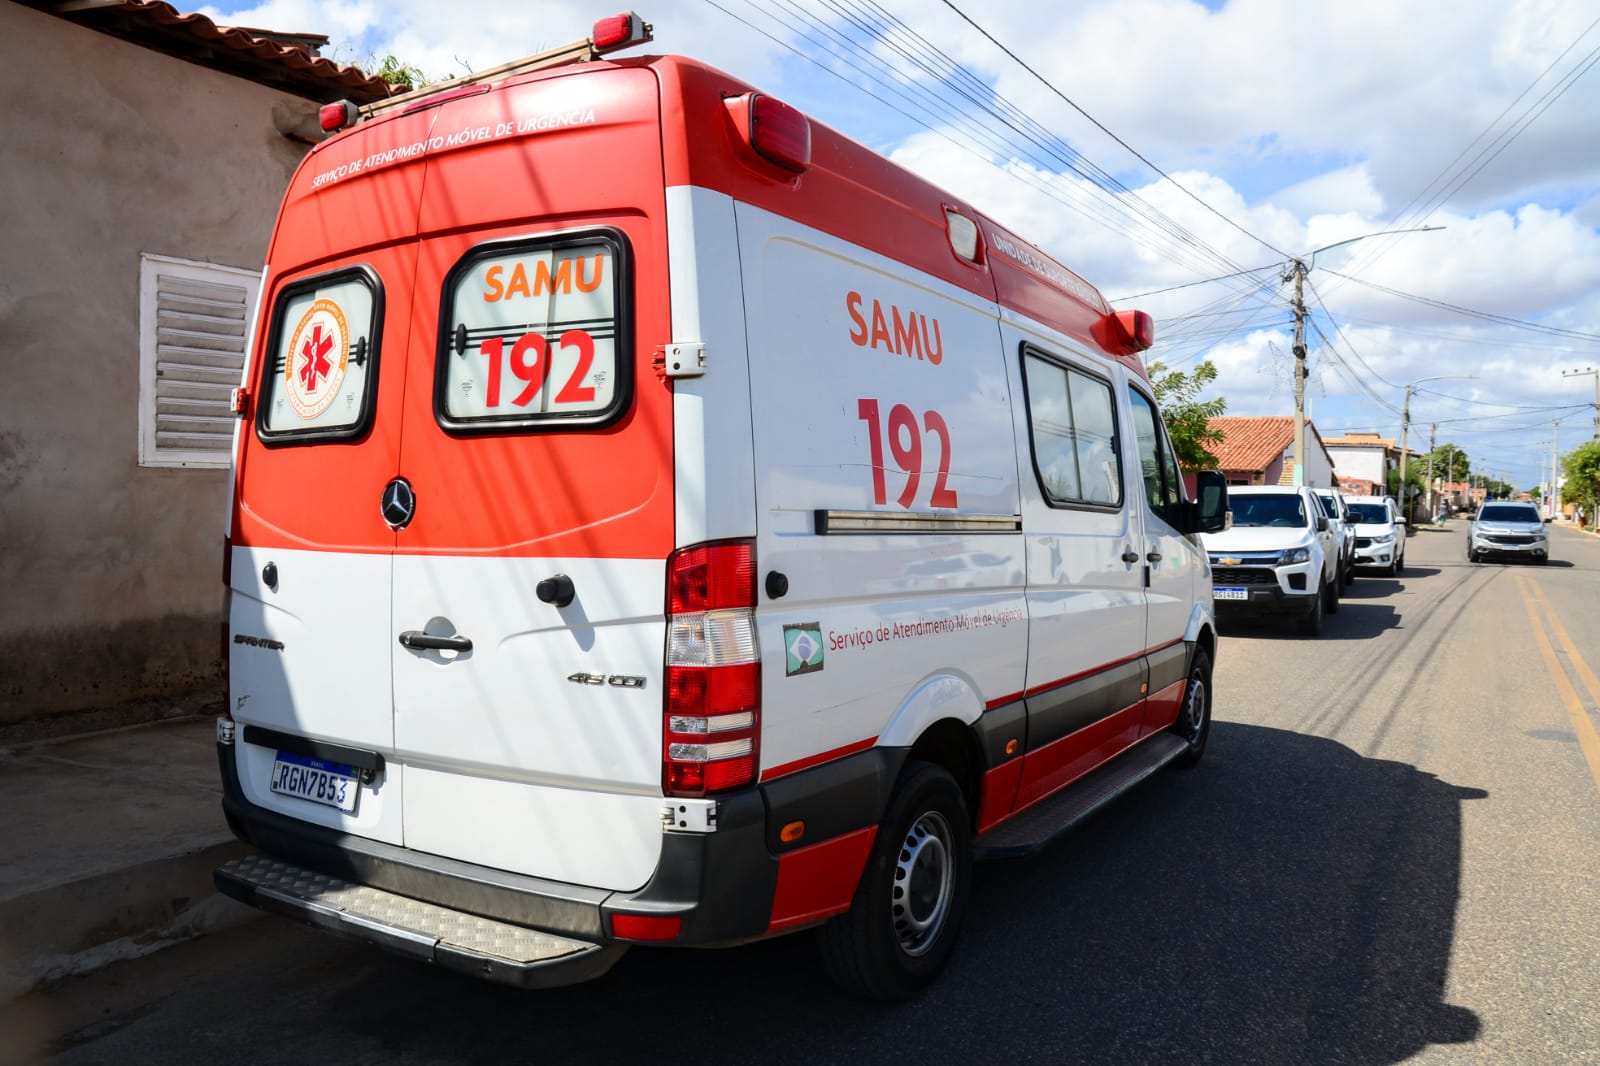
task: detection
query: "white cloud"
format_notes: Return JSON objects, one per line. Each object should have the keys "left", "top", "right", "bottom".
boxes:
{"left": 199, "top": 0, "right": 1600, "bottom": 484}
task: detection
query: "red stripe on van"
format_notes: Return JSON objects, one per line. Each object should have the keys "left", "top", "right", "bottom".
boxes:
{"left": 766, "top": 825, "right": 877, "bottom": 933}
{"left": 761, "top": 737, "right": 877, "bottom": 782}
{"left": 1023, "top": 638, "right": 1186, "bottom": 700}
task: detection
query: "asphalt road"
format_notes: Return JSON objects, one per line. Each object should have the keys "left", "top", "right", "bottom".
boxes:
{"left": 5, "top": 520, "right": 1599, "bottom": 1065}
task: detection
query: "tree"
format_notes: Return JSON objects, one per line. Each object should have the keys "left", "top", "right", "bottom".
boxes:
{"left": 1148, "top": 360, "right": 1226, "bottom": 473}
{"left": 1562, "top": 439, "right": 1600, "bottom": 518}
{"left": 1423, "top": 443, "right": 1470, "bottom": 486}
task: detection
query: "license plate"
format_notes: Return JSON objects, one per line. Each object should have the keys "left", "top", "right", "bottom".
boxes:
{"left": 1214, "top": 587, "right": 1248, "bottom": 601}
{"left": 270, "top": 751, "right": 360, "bottom": 813}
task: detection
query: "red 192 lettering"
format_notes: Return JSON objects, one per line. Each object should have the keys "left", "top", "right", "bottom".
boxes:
{"left": 857, "top": 398, "right": 958, "bottom": 509}
{"left": 479, "top": 330, "right": 597, "bottom": 408}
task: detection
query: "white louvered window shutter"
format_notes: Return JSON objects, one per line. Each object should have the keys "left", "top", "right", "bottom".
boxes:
{"left": 137, "top": 254, "right": 261, "bottom": 468}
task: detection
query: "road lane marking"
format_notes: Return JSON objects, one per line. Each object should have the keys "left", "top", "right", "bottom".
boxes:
{"left": 1516, "top": 574, "right": 1600, "bottom": 793}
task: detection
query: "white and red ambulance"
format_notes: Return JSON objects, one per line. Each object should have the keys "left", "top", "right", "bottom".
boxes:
{"left": 214, "top": 12, "right": 1228, "bottom": 1000}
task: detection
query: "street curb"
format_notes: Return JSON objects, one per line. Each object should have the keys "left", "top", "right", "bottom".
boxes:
{"left": 0, "top": 839, "right": 260, "bottom": 1004}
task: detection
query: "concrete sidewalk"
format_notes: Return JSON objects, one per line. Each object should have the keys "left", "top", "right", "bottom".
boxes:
{"left": 0, "top": 715, "right": 255, "bottom": 1002}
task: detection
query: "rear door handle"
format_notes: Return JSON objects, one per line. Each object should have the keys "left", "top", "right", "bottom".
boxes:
{"left": 1122, "top": 550, "right": 1141, "bottom": 564}
{"left": 399, "top": 631, "right": 473, "bottom": 652}
{"left": 1146, "top": 551, "right": 1163, "bottom": 563}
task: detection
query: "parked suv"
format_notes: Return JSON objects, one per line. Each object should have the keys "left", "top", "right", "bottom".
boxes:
{"left": 1468, "top": 502, "right": 1550, "bottom": 564}
{"left": 1201, "top": 485, "right": 1339, "bottom": 635}
{"left": 1313, "top": 488, "right": 1357, "bottom": 585}
{"left": 1345, "top": 495, "right": 1405, "bottom": 576}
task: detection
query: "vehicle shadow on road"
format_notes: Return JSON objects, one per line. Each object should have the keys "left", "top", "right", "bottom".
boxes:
{"left": 1219, "top": 599, "right": 1400, "bottom": 639}
{"left": 295, "top": 724, "right": 1485, "bottom": 1066}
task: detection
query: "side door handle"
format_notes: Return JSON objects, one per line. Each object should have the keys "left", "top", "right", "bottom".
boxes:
{"left": 1122, "top": 550, "right": 1141, "bottom": 564}
{"left": 1146, "top": 551, "right": 1163, "bottom": 563}
{"left": 399, "top": 631, "right": 473, "bottom": 652}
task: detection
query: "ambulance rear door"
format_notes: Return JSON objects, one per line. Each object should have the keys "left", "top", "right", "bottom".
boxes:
{"left": 386, "top": 70, "right": 676, "bottom": 892}
{"left": 227, "top": 110, "right": 434, "bottom": 846}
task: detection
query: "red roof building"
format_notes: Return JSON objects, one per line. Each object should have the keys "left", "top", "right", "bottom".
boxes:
{"left": 1205, "top": 416, "right": 1338, "bottom": 488}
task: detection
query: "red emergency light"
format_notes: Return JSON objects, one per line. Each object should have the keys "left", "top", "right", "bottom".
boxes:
{"left": 592, "top": 11, "right": 650, "bottom": 52}
{"left": 1094, "top": 308, "right": 1155, "bottom": 355}
{"left": 319, "top": 100, "right": 358, "bottom": 133}
{"left": 747, "top": 94, "right": 811, "bottom": 173}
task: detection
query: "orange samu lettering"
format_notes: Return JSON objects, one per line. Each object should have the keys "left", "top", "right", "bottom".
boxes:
{"left": 845, "top": 291, "right": 943, "bottom": 364}
{"left": 483, "top": 255, "right": 606, "bottom": 301}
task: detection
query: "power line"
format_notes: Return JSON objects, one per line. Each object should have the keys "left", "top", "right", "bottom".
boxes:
{"left": 1322, "top": 269, "right": 1600, "bottom": 342}
{"left": 935, "top": 0, "right": 1289, "bottom": 261}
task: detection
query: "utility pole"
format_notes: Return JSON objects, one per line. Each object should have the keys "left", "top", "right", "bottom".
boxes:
{"left": 1290, "top": 259, "right": 1309, "bottom": 486}
{"left": 1553, "top": 419, "right": 1563, "bottom": 517}
{"left": 1563, "top": 367, "right": 1599, "bottom": 439}
{"left": 1280, "top": 228, "right": 1444, "bottom": 491}
{"left": 1399, "top": 384, "right": 1414, "bottom": 520}
{"left": 1425, "top": 423, "right": 1437, "bottom": 517}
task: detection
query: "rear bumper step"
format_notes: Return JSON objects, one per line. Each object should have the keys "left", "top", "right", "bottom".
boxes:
{"left": 215, "top": 854, "right": 626, "bottom": 988}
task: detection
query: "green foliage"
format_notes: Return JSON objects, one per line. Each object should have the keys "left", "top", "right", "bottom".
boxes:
{"left": 373, "top": 54, "right": 429, "bottom": 91}
{"left": 1422, "top": 443, "right": 1470, "bottom": 483}
{"left": 1147, "top": 360, "right": 1226, "bottom": 473}
{"left": 1562, "top": 439, "right": 1600, "bottom": 514}
{"left": 1387, "top": 464, "right": 1426, "bottom": 517}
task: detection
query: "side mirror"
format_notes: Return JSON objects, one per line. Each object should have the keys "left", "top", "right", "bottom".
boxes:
{"left": 1316, "top": 515, "right": 1329, "bottom": 533}
{"left": 1177, "top": 470, "right": 1229, "bottom": 534}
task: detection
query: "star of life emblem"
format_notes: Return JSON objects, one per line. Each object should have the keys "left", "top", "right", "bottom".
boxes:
{"left": 285, "top": 298, "right": 350, "bottom": 420}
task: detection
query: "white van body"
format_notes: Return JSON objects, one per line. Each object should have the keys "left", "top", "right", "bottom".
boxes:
{"left": 214, "top": 35, "right": 1224, "bottom": 1000}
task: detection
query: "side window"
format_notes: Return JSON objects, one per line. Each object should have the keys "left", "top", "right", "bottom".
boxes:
{"left": 1022, "top": 350, "right": 1121, "bottom": 507}
{"left": 436, "top": 230, "right": 628, "bottom": 432}
{"left": 257, "top": 267, "right": 382, "bottom": 443}
{"left": 1127, "top": 387, "right": 1181, "bottom": 525}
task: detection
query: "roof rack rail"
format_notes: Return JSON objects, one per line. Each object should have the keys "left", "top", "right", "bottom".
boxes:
{"left": 322, "top": 12, "right": 652, "bottom": 131}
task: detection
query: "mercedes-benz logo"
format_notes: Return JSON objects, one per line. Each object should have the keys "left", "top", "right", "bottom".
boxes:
{"left": 381, "top": 478, "right": 416, "bottom": 529}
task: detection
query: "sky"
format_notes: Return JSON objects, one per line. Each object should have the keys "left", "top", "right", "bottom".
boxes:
{"left": 202, "top": 0, "right": 1600, "bottom": 492}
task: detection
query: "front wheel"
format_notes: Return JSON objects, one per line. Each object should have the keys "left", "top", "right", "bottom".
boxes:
{"left": 1297, "top": 589, "right": 1324, "bottom": 635}
{"left": 1326, "top": 571, "right": 1340, "bottom": 613}
{"left": 817, "top": 761, "right": 972, "bottom": 1001}
{"left": 1170, "top": 648, "right": 1213, "bottom": 769}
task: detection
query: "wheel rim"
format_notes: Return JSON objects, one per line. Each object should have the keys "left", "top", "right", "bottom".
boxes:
{"left": 1181, "top": 671, "right": 1208, "bottom": 745}
{"left": 891, "top": 811, "right": 955, "bottom": 957}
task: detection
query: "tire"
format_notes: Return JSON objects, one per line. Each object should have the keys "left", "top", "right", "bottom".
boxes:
{"left": 817, "top": 760, "right": 972, "bottom": 1001}
{"left": 1297, "top": 588, "right": 1324, "bottom": 635}
{"left": 1344, "top": 558, "right": 1355, "bottom": 586}
{"left": 1170, "top": 647, "right": 1212, "bottom": 769}
{"left": 1325, "top": 571, "right": 1340, "bottom": 614}
{"left": 1394, "top": 551, "right": 1404, "bottom": 577}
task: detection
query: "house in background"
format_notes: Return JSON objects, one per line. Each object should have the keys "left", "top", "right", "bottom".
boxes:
{"left": 1206, "top": 416, "right": 1337, "bottom": 488}
{"left": 1323, "top": 431, "right": 1402, "bottom": 496}
{"left": 0, "top": 0, "right": 393, "bottom": 726}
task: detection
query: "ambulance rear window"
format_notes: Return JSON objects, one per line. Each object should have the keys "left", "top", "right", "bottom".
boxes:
{"left": 257, "top": 267, "right": 382, "bottom": 442}
{"left": 436, "top": 231, "right": 629, "bottom": 432}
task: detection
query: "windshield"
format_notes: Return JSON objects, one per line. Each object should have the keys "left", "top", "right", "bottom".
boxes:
{"left": 1347, "top": 503, "right": 1389, "bottom": 523}
{"left": 1315, "top": 494, "right": 1339, "bottom": 518}
{"left": 1479, "top": 504, "right": 1540, "bottom": 523}
{"left": 1230, "top": 494, "right": 1308, "bottom": 528}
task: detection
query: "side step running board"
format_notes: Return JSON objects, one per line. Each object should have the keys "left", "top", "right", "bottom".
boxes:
{"left": 974, "top": 732, "right": 1188, "bottom": 861}
{"left": 215, "top": 854, "right": 626, "bottom": 988}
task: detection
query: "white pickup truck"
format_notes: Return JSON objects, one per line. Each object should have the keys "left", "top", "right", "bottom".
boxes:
{"left": 1201, "top": 485, "right": 1340, "bottom": 635}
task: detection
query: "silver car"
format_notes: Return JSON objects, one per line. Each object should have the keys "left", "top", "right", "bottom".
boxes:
{"left": 1467, "top": 502, "right": 1550, "bottom": 564}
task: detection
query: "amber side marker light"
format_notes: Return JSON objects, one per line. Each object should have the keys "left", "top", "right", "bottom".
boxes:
{"left": 1004, "top": 739, "right": 1019, "bottom": 756}
{"left": 780, "top": 820, "right": 806, "bottom": 844}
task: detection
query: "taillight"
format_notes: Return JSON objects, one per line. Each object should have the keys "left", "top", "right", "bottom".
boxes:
{"left": 663, "top": 540, "right": 760, "bottom": 796}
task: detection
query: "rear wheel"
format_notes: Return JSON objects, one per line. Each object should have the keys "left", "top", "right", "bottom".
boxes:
{"left": 1170, "top": 648, "right": 1212, "bottom": 769}
{"left": 818, "top": 760, "right": 972, "bottom": 1001}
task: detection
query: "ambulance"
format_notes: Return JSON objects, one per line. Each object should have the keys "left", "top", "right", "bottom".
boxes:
{"left": 213, "top": 12, "right": 1229, "bottom": 1000}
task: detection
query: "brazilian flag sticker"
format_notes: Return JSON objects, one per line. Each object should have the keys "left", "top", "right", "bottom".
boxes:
{"left": 783, "top": 622, "right": 825, "bottom": 677}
